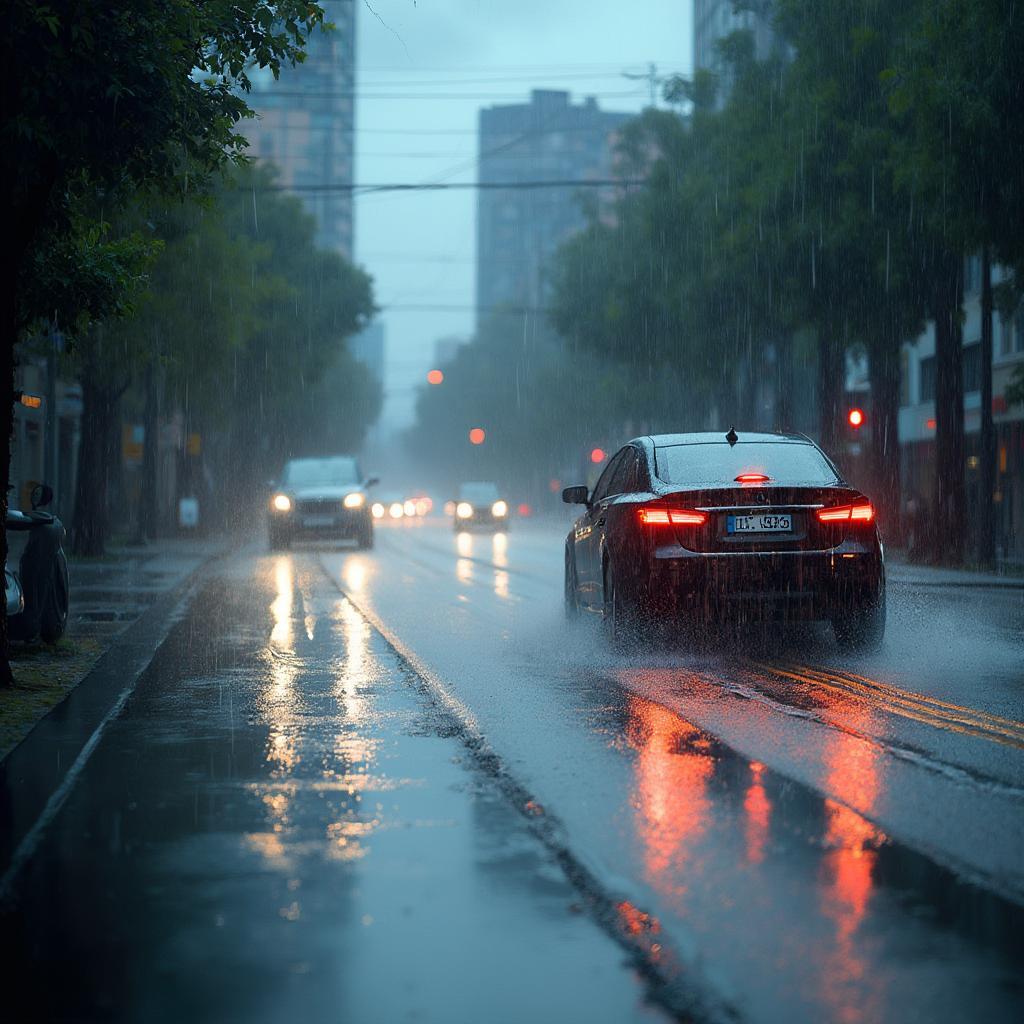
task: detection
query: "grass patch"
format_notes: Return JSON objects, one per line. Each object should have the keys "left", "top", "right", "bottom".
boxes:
{"left": 0, "top": 638, "right": 105, "bottom": 760}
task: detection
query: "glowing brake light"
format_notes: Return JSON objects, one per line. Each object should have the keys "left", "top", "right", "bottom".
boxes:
{"left": 817, "top": 503, "right": 874, "bottom": 524}
{"left": 735, "top": 473, "right": 770, "bottom": 484}
{"left": 638, "top": 507, "right": 707, "bottom": 526}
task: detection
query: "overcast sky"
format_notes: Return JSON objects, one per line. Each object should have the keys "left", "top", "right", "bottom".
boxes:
{"left": 354, "top": 1, "right": 693, "bottom": 432}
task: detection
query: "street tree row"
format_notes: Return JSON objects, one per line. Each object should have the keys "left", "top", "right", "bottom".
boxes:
{"left": 548, "top": 0, "right": 1024, "bottom": 566}
{"left": 64, "top": 166, "right": 377, "bottom": 556}
{"left": 1, "top": 2, "right": 334, "bottom": 683}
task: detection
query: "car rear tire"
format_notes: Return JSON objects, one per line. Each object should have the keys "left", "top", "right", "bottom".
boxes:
{"left": 39, "top": 550, "right": 70, "bottom": 645}
{"left": 356, "top": 523, "right": 374, "bottom": 550}
{"left": 564, "top": 547, "right": 579, "bottom": 621}
{"left": 833, "top": 591, "right": 886, "bottom": 653}
{"left": 603, "top": 559, "right": 642, "bottom": 651}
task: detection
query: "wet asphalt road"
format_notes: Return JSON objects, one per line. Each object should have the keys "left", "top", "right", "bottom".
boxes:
{"left": 2, "top": 518, "right": 1023, "bottom": 1023}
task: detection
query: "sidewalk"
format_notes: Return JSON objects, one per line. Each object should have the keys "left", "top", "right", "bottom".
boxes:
{"left": 887, "top": 554, "right": 1024, "bottom": 589}
{"left": 0, "top": 536, "right": 226, "bottom": 759}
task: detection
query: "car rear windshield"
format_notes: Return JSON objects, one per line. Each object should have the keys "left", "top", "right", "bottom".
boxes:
{"left": 459, "top": 482, "right": 500, "bottom": 503}
{"left": 284, "top": 457, "right": 360, "bottom": 487}
{"left": 654, "top": 442, "right": 839, "bottom": 487}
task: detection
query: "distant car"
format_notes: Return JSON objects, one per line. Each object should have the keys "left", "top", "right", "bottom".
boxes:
{"left": 453, "top": 482, "right": 509, "bottom": 531}
{"left": 563, "top": 431, "right": 885, "bottom": 651}
{"left": 268, "top": 456, "right": 378, "bottom": 550}
{"left": 372, "top": 492, "right": 409, "bottom": 521}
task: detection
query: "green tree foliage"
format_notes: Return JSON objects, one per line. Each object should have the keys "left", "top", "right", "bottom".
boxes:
{"left": 408, "top": 311, "right": 691, "bottom": 500}
{"left": 70, "top": 165, "right": 377, "bottom": 552}
{"left": 214, "top": 166, "right": 377, "bottom": 495}
{"left": 1, "top": 0, "right": 326, "bottom": 680}
{"left": 548, "top": 0, "right": 1024, "bottom": 561}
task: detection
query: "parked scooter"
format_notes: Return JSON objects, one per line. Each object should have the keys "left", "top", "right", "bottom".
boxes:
{"left": 4, "top": 484, "right": 70, "bottom": 644}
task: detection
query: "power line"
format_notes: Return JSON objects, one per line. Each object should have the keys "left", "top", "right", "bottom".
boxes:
{"left": 256, "top": 179, "right": 645, "bottom": 194}
{"left": 355, "top": 70, "right": 683, "bottom": 87}
{"left": 378, "top": 304, "right": 551, "bottom": 314}
{"left": 251, "top": 88, "right": 645, "bottom": 101}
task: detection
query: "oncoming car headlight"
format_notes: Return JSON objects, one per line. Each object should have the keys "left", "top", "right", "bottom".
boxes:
{"left": 389, "top": 502, "right": 405, "bottom": 519}
{"left": 456, "top": 502, "right": 474, "bottom": 519}
{"left": 371, "top": 502, "right": 385, "bottom": 519}
{"left": 344, "top": 492, "right": 365, "bottom": 509}
{"left": 272, "top": 493, "right": 292, "bottom": 513}
{"left": 491, "top": 500, "right": 508, "bottom": 517}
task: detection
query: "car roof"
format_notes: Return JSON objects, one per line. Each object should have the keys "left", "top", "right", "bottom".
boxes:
{"left": 286, "top": 454, "right": 358, "bottom": 467}
{"left": 642, "top": 431, "right": 813, "bottom": 448}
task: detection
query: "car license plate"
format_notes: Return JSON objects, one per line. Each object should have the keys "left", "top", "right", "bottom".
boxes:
{"left": 303, "top": 514, "right": 335, "bottom": 528}
{"left": 727, "top": 513, "right": 792, "bottom": 534}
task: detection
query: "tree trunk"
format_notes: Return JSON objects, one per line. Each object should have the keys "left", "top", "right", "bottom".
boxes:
{"left": 0, "top": 158, "right": 57, "bottom": 686}
{"left": 868, "top": 332, "right": 902, "bottom": 546}
{"left": 0, "top": 280, "right": 16, "bottom": 687}
{"left": 139, "top": 362, "right": 159, "bottom": 541}
{"left": 774, "top": 334, "right": 794, "bottom": 431}
{"left": 71, "top": 376, "right": 120, "bottom": 557}
{"left": 978, "top": 246, "right": 996, "bottom": 567}
{"left": 817, "top": 327, "right": 844, "bottom": 455}
{"left": 932, "top": 252, "right": 965, "bottom": 565}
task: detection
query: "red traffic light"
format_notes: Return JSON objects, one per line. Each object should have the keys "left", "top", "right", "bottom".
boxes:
{"left": 469, "top": 427, "right": 486, "bottom": 445}
{"left": 847, "top": 408, "right": 865, "bottom": 429}
{"left": 427, "top": 369, "right": 444, "bottom": 385}
{"left": 590, "top": 447, "right": 606, "bottom": 464}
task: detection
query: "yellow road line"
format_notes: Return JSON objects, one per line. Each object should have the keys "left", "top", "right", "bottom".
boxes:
{"left": 783, "top": 663, "right": 1024, "bottom": 742}
{"left": 748, "top": 661, "right": 1024, "bottom": 751}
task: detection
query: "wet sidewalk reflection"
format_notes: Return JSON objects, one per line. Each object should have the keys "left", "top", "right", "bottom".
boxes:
{"left": 0, "top": 554, "right": 662, "bottom": 1024}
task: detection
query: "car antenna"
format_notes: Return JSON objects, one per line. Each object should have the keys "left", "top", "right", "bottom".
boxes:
{"left": 726, "top": 426, "right": 738, "bottom": 447}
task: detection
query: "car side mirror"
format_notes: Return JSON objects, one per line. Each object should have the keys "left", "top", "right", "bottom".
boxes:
{"left": 365, "top": 476, "right": 380, "bottom": 488}
{"left": 30, "top": 483, "right": 54, "bottom": 510}
{"left": 562, "top": 485, "right": 589, "bottom": 505}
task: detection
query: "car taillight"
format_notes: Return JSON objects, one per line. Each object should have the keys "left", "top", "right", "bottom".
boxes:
{"left": 638, "top": 507, "right": 707, "bottom": 526}
{"left": 816, "top": 503, "right": 874, "bottom": 524}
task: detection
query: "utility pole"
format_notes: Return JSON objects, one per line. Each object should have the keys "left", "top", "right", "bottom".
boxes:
{"left": 623, "top": 63, "right": 660, "bottom": 109}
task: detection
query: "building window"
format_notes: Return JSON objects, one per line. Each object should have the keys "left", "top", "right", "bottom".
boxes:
{"left": 900, "top": 349, "right": 911, "bottom": 406}
{"left": 963, "top": 342, "right": 981, "bottom": 393}
{"left": 919, "top": 355, "right": 936, "bottom": 402}
{"left": 1016, "top": 306, "right": 1024, "bottom": 353}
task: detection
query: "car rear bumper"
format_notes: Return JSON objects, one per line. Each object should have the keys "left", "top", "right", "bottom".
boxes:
{"left": 650, "top": 541, "right": 883, "bottom": 620}
{"left": 455, "top": 514, "right": 508, "bottom": 530}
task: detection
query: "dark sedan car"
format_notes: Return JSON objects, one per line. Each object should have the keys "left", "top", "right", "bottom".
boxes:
{"left": 563, "top": 431, "right": 885, "bottom": 650}
{"left": 452, "top": 482, "right": 510, "bottom": 532}
{"left": 268, "top": 456, "right": 378, "bottom": 550}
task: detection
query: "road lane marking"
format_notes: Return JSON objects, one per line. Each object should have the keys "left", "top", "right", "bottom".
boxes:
{"left": 316, "top": 554, "right": 736, "bottom": 1024}
{"left": 751, "top": 661, "right": 1024, "bottom": 751}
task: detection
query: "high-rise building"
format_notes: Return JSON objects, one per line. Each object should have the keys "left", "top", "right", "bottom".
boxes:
{"left": 239, "top": 0, "right": 355, "bottom": 257}
{"left": 693, "top": 1, "right": 777, "bottom": 106}
{"left": 476, "top": 90, "right": 630, "bottom": 330}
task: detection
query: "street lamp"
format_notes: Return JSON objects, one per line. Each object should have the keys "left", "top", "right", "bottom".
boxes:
{"left": 427, "top": 369, "right": 444, "bottom": 385}
{"left": 469, "top": 427, "right": 486, "bottom": 445}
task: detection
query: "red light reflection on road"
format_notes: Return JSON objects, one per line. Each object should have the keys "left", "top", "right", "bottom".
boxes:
{"left": 818, "top": 706, "right": 887, "bottom": 1024}
{"left": 743, "top": 761, "right": 771, "bottom": 865}
{"left": 625, "top": 696, "right": 713, "bottom": 902}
